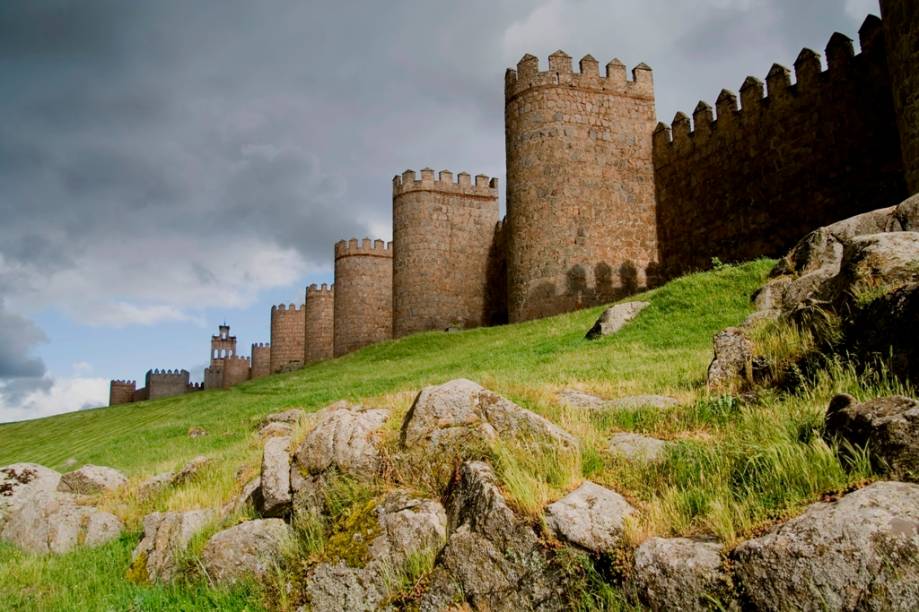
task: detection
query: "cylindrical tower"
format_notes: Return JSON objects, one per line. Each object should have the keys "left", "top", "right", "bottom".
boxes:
{"left": 270, "top": 304, "right": 305, "bottom": 373}
{"left": 305, "top": 283, "right": 335, "bottom": 363}
{"left": 250, "top": 343, "right": 271, "bottom": 379}
{"left": 109, "top": 380, "right": 135, "bottom": 406}
{"left": 881, "top": 0, "right": 919, "bottom": 193}
{"left": 333, "top": 238, "right": 393, "bottom": 357}
{"left": 505, "top": 51, "right": 659, "bottom": 322}
{"left": 392, "top": 168, "right": 500, "bottom": 338}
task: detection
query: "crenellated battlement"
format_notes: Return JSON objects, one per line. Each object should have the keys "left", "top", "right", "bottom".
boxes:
{"left": 307, "top": 282, "right": 334, "bottom": 297}
{"left": 224, "top": 355, "right": 250, "bottom": 363}
{"left": 271, "top": 303, "right": 305, "bottom": 313}
{"left": 186, "top": 382, "right": 203, "bottom": 391}
{"left": 251, "top": 342, "right": 270, "bottom": 349}
{"left": 654, "top": 16, "right": 888, "bottom": 159}
{"left": 505, "top": 50, "right": 653, "bottom": 101}
{"left": 334, "top": 238, "right": 393, "bottom": 260}
{"left": 392, "top": 168, "right": 499, "bottom": 199}
{"left": 111, "top": 379, "right": 135, "bottom": 386}
{"left": 147, "top": 368, "right": 189, "bottom": 378}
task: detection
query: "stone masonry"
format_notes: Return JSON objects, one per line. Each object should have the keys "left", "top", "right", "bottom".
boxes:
{"left": 305, "top": 283, "right": 334, "bottom": 363}
{"left": 653, "top": 17, "right": 907, "bottom": 277}
{"left": 333, "top": 239, "right": 393, "bottom": 357}
{"left": 270, "top": 304, "right": 306, "bottom": 374}
{"left": 881, "top": 0, "right": 919, "bottom": 194}
{"left": 221, "top": 356, "right": 251, "bottom": 389}
{"left": 505, "top": 51, "right": 660, "bottom": 322}
{"left": 145, "top": 369, "right": 190, "bottom": 401}
{"left": 251, "top": 343, "right": 271, "bottom": 379}
{"left": 393, "top": 169, "right": 500, "bottom": 337}
{"left": 108, "top": 380, "right": 135, "bottom": 406}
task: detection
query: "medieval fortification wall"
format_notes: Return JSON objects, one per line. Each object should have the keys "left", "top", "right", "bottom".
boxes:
{"left": 882, "top": 0, "right": 919, "bottom": 193}
{"left": 250, "top": 343, "right": 271, "bottom": 379}
{"left": 305, "top": 283, "right": 335, "bottom": 363}
{"left": 652, "top": 16, "right": 907, "bottom": 276}
{"left": 270, "top": 304, "right": 305, "bottom": 373}
{"left": 333, "top": 239, "right": 393, "bottom": 357}
{"left": 110, "top": 8, "right": 919, "bottom": 405}
{"left": 504, "top": 51, "right": 660, "bottom": 322}
{"left": 392, "top": 169, "right": 500, "bottom": 337}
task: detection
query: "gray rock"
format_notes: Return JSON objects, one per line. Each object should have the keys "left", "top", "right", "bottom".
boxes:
{"left": 557, "top": 389, "right": 609, "bottom": 409}
{"left": 732, "top": 481, "right": 919, "bottom": 611}
{"left": 544, "top": 481, "right": 635, "bottom": 553}
{"left": 1, "top": 489, "right": 123, "bottom": 554}
{"left": 222, "top": 477, "right": 262, "bottom": 517}
{"left": 305, "top": 562, "right": 383, "bottom": 612}
{"left": 368, "top": 492, "right": 447, "bottom": 568}
{"left": 831, "top": 232, "right": 919, "bottom": 306}
{"left": 138, "top": 472, "right": 174, "bottom": 498}
{"left": 608, "top": 432, "right": 667, "bottom": 462}
{"left": 846, "top": 281, "right": 919, "bottom": 384}
{"left": 1, "top": 463, "right": 61, "bottom": 529}
{"left": 201, "top": 519, "right": 291, "bottom": 584}
{"left": 171, "top": 455, "right": 210, "bottom": 486}
{"left": 585, "top": 301, "right": 650, "bottom": 339}
{"left": 634, "top": 537, "right": 731, "bottom": 611}
{"left": 260, "top": 436, "right": 292, "bottom": 517}
{"left": 58, "top": 465, "right": 127, "bottom": 494}
{"left": 294, "top": 401, "right": 389, "bottom": 477}
{"left": 422, "top": 461, "right": 568, "bottom": 611}
{"left": 895, "top": 193, "right": 919, "bottom": 230}
{"left": 260, "top": 408, "right": 306, "bottom": 426}
{"left": 401, "top": 379, "right": 577, "bottom": 453}
{"left": 707, "top": 327, "right": 753, "bottom": 390}
{"left": 258, "top": 421, "right": 294, "bottom": 438}
{"left": 132, "top": 509, "right": 215, "bottom": 583}
{"left": 825, "top": 394, "right": 918, "bottom": 482}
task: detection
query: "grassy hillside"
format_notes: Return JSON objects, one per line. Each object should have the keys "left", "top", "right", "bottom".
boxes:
{"left": 1, "top": 259, "right": 898, "bottom": 611}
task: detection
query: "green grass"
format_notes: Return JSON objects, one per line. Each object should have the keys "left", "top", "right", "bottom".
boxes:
{"left": 1, "top": 258, "right": 896, "bottom": 611}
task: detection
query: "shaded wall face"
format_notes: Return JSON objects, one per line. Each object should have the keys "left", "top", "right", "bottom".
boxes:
{"left": 882, "top": 0, "right": 919, "bottom": 194}
{"left": 392, "top": 189, "right": 499, "bottom": 337}
{"left": 250, "top": 346, "right": 271, "bottom": 379}
{"left": 653, "top": 30, "right": 906, "bottom": 277}
{"left": 222, "top": 359, "right": 250, "bottom": 389}
{"left": 204, "top": 367, "right": 223, "bottom": 390}
{"left": 333, "top": 254, "right": 393, "bottom": 357}
{"left": 305, "top": 291, "right": 334, "bottom": 363}
{"left": 270, "top": 307, "right": 305, "bottom": 373}
{"left": 147, "top": 373, "right": 189, "bottom": 400}
{"left": 505, "top": 72, "right": 659, "bottom": 323}
{"left": 109, "top": 383, "right": 134, "bottom": 405}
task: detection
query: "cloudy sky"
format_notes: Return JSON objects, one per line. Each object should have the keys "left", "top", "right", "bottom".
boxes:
{"left": 0, "top": 0, "right": 879, "bottom": 422}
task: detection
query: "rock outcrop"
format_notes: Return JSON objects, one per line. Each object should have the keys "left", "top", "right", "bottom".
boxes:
{"left": 634, "top": 537, "right": 731, "bottom": 611}
{"left": 1, "top": 463, "right": 61, "bottom": 529}
{"left": 294, "top": 401, "right": 389, "bottom": 477}
{"left": 544, "top": 481, "right": 635, "bottom": 554}
{"left": 557, "top": 390, "right": 678, "bottom": 411}
{"left": 825, "top": 394, "right": 918, "bottom": 482}
{"left": 608, "top": 432, "right": 667, "bottom": 462}
{"left": 732, "top": 481, "right": 919, "bottom": 611}
{"left": 260, "top": 436, "right": 292, "bottom": 517}
{"left": 132, "top": 509, "right": 215, "bottom": 583}
{"left": 400, "top": 378, "right": 577, "bottom": 452}
{"left": 201, "top": 519, "right": 291, "bottom": 584}
{"left": 58, "top": 465, "right": 127, "bottom": 494}
{"left": 585, "top": 301, "right": 650, "bottom": 339}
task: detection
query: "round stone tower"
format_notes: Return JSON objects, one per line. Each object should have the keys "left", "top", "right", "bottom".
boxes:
{"left": 505, "top": 51, "right": 659, "bottom": 322}
{"left": 305, "top": 283, "right": 335, "bottom": 363}
{"left": 333, "top": 238, "right": 393, "bottom": 357}
{"left": 392, "top": 168, "right": 500, "bottom": 338}
{"left": 270, "top": 304, "right": 305, "bottom": 373}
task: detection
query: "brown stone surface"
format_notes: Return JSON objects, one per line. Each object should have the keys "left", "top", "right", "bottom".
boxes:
{"left": 392, "top": 169, "right": 500, "bottom": 337}
{"left": 882, "top": 0, "right": 919, "bottom": 194}
{"left": 305, "top": 283, "right": 334, "bottom": 363}
{"left": 653, "top": 18, "right": 907, "bottom": 278}
{"left": 145, "top": 369, "right": 189, "bottom": 400}
{"left": 505, "top": 51, "right": 660, "bottom": 322}
{"left": 270, "top": 303, "right": 305, "bottom": 373}
{"left": 250, "top": 343, "right": 271, "bottom": 379}
{"left": 221, "top": 356, "right": 250, "bottom": 389}
{"left": 333, "top": 239, "right": 393, "bottom": 357}
{"left": 109, "top": 380, "right": 135, "bottom": 406}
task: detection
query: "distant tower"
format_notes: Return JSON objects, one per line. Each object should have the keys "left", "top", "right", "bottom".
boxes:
{"left": 210, "top": 324, "right": 237, "bottom": 364}
{"left": 108, "top": 380, "right": 136, "bottom": 406}
{"left": 305, "top": 283, "right": 335, "bottom": 363}
{"left": 392, "top": 168, "right": 500, "bottom": 337}
{"left": 333, "top": 238, "right": 393, "bottom": 356}
{"left": 504, "top": 51, "right": 659, "bottom": 322}
{"left": 251, "top": 343, "right": 271, "bottom": 379}
{"left": 270, "top": 304, "right": 305, "bottom": 373}
{"left": 145, "top": 369, "right": 190, "bottom": 400}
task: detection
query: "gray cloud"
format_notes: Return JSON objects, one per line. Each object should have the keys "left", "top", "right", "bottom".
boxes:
{"left": 0, "top": 0, "right": 874, "bottom": 326}
{"left": 0, "top": 304, "right": 47, "bottom": 379}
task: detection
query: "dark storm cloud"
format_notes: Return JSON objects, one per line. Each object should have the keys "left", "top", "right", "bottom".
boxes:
{"left": 0, "top": 305, "right": 46, "bottom": 378}
{"left": 0, "top": 0, "right": 874, "bottom": 325}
